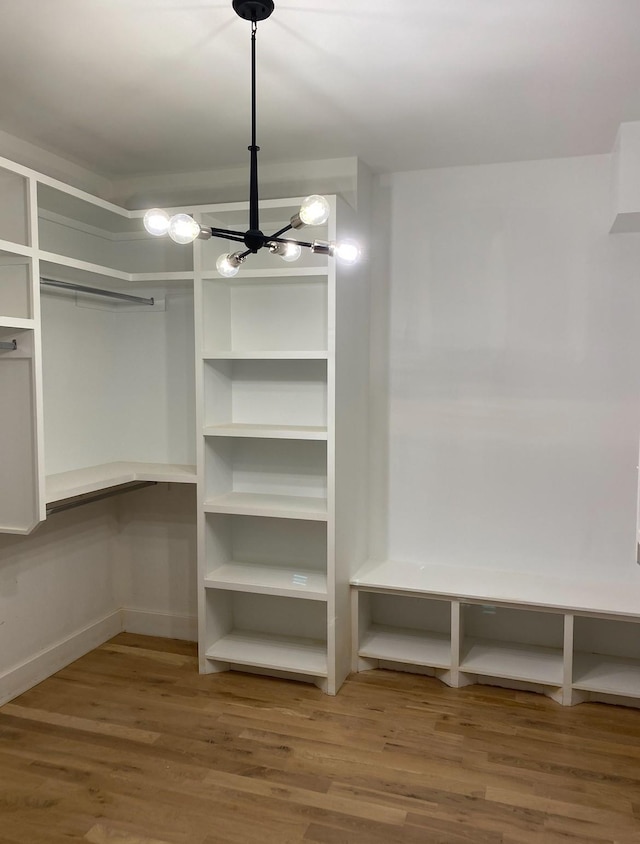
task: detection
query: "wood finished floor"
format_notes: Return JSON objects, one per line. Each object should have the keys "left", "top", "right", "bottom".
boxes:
{"left": 1, "top": 634, "right": 639, "bottom": 843}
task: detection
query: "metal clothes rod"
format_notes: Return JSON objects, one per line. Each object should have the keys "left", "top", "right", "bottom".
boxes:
{"left": 40, "top": 278, "right": 154, "bottom": 307}
{"left": 0, "top": 340, "right": 17, "bottom": 351}
{"left": 46, "top": 481, "right": 157, "bottom": 516}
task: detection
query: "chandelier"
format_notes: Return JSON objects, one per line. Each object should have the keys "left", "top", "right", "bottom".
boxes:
{"left": 143, "top": 0, "right": 360, "bottom": 277}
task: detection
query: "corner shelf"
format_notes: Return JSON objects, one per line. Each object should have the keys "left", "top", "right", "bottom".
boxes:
{"left": 46, "top": 461, "right": 197, "bottom": 504}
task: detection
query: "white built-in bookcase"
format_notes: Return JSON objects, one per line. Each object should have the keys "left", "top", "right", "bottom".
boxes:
{"left": 194, "top": 196, "right": 369, "bottom": 694}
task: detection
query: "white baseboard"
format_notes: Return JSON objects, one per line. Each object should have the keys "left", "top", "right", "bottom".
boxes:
{"left": 121, "top": 608, "right": 198, "bottom": 642}
{"left": 0, "top": 610, "right": 123, "bottom": 706}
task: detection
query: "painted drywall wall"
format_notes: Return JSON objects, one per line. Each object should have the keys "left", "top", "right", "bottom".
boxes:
{"left": 0, "top": 499, "right": 119, "bottom": 685}
{"left": 382, "top": 154, "right": 640, "bottom": 582}
{"left": 41, "top": 287, "right": 196, "bottom": 474}
{"left": 114, "top": 483, "right": 197, "bottom": 640}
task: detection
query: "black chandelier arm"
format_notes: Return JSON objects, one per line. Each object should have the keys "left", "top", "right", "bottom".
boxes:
{"left": 267, "top": 234, "right": 314, "bottom": 248}
{"left": 269, "top": 223, "right": 293, "bottom": 239}
{"left": 208, "top": 226, "right": 250, "bottom": 243}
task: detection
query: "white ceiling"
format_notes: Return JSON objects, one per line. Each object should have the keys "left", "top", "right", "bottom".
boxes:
{"left": 2, "top": 0, "right": 640, "bottom": 179}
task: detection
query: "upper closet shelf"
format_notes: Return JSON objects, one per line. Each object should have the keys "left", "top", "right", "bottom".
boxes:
{"left": 0, "top": 239, "right": 32, "bottom": 258}
{"left": 0, "top": 316, "right": 34, "bottom": 330}
{"left": 46, "top": 462, "right": 197, "bottom": 504}
{"left": 39, "top": 255, "right": 194, "bottom": 289}
{"left": 201, "top": 266, "right": 328, "bottom": 281}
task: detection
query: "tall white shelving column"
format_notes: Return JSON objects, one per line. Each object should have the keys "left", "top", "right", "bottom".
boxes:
{"left": 194, "top": 195, "right": 369, "bottom": 694}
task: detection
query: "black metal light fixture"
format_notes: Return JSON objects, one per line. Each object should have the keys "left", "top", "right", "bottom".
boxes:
{"left": 143, "top": 0, "right": 360, "bottom": 277}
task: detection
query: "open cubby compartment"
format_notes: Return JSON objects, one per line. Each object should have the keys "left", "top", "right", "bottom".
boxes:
{"left": 203, "top": 437, "right": 327, "bottom": 520}
{"left": 202, "top": 273, "right": 328, "bottom": 356}
{"left": 0, "top": 326, "right": 40, "bottom": 534}
{"left": 0, "top": 252, "right": 32, "bottom": 321}
{"left": 204, "top": 513, "right": 327, "bottom": 600}
{"left": 357, "top": 591, "right": 452, "bottom": 670}
{"left": 204, "top": 358, "right": 327, "bottom": 436}
{"left": 204, "top": 590, "right": 328, "bottom": 679}
{"left": 37, "top": 184, "right": 193, "bottom": 275}
{"left": 459, "top": 603, "right": 565, "bottom": 687}
{"left": 572, "top": 616, "right": 640, "bottom": 699}
{"left": 200, "top": 203, "right": 330, "bottom": 273}
{"left": 0, "top": 166, "right": 29, "bottom": 246}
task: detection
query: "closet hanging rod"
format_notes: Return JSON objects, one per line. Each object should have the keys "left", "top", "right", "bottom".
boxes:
{"left": 0, "top": 340, "right": 17, "bottom": 351}
{"left": 40, "top": 278, "right": 154, "bottom": 307}
{"left": 46, "top": 481, "right": 157, "bottom": 516}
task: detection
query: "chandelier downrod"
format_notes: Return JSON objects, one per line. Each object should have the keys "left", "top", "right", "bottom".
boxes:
{"left": 143, "top": 0, "right": 362, "bottom": 275}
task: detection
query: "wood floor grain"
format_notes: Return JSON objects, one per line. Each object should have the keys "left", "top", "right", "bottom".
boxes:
{"left": 1, "top": 633, "right": 639, "bottom": 843}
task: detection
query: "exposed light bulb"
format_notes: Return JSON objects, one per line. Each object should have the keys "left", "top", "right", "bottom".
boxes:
{"left": 216, "top": 252, "right": 244, "bottom": 278}
{"left": 168, "top": 214, "right": 201, "bottom": 244}
{"left": 298, "top": 195, "right": 330, "bottom": 227}
{"left": 335, "top": 239, "right": 361, "bottom": 265}
{"left": 269, "top": 240, "right": 302, "bottom": 262}
{"left": 143, "top": 208, "right": 170, "bottom": 237}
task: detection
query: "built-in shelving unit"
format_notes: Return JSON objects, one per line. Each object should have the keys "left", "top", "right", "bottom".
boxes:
{"left": 352, "top": 561, "right": 640, "bottom": 707}
{"left": 195, "top": 195, "right": 368, "bottom": 694}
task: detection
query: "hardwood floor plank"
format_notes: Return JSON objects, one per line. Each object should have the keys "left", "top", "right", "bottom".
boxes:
{"left": 2, "top": 634, "right": 640, "bottom": 843}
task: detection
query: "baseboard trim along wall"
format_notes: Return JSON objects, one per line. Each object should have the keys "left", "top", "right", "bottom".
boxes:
{"left": 0, "top": 610, "right": 123, "bottom": 707}
{"left": 0, "top": 609, "right": 198, "bottom": 706}
{"left": 120, "top": 608, "right": 198, "bottom": 643}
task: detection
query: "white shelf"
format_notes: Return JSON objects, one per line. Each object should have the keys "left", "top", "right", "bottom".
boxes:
{"left": 40, "top": 252, "right": 131, "bottom": 284}
{"left": 206, "top": 630, "right": 328, "bottom": 676}
{"left": 202, "top": 266, "right": 328, "bottom": 281}
{"left": 205, "top": 563, "right": 327, "bottom": 601}
{"left": 203, "top": 491, "right": 328, "bottom": 521}
{"left": 0, "top": 239, "right": 32, "bottom": 258}
{"left": 202, "top": 350, "right": 328, "bottom": 360}
{"left": 573, "top": 652, "right": 640, "bottom": 698}
{"left": 46, "top": 461, "right": 197, "bottom": 503}
{"left": 460, "top": 638, "right": 564, "bottom": 686}
{"left": 204, "top": 423, "right": 327, "bottom": 441}
{"left": 0, "top": 316, "right": 34, "bottom": 330}
{"left": 360, "top": 625, "right": 451, "bottom": 668}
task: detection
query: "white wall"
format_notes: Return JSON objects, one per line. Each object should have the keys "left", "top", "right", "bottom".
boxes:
{"left": 381, "top": 154, "right": 640, "bottom": 583}
{"left": 0, "top": 499, "right": 119, "bottom": 690}
{"left": 114, "top": 483, "right": 197, "bottom": 639}
{"left": 42, "top": 286, "right": 196, "bottom": 474}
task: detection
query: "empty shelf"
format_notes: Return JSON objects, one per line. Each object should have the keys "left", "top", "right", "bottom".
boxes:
{"left": 203, "top": 492, "right": 328, "bottom": 521}
{"left": 206, "top": 630, "right": 328, "bottom": 676}
{"left": 204, "top": 423, "right": 327, "bottom": 440}
{"left": 202, "top": 350, "right": 328, "bottom": 360}
{"left": 205, "top": 563, "right": 327, "bottom": 601}
{"left": 360, "top": 625, "right": 451, "bottom": 668}
{"left": 46, "top": 462, "right": 197, "bottom": 503}
{"left": 573, "top": 653, "right": 640, "bottom": 698}
{"left": 460, "top": 638, "right": 564, "bottom": 686}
